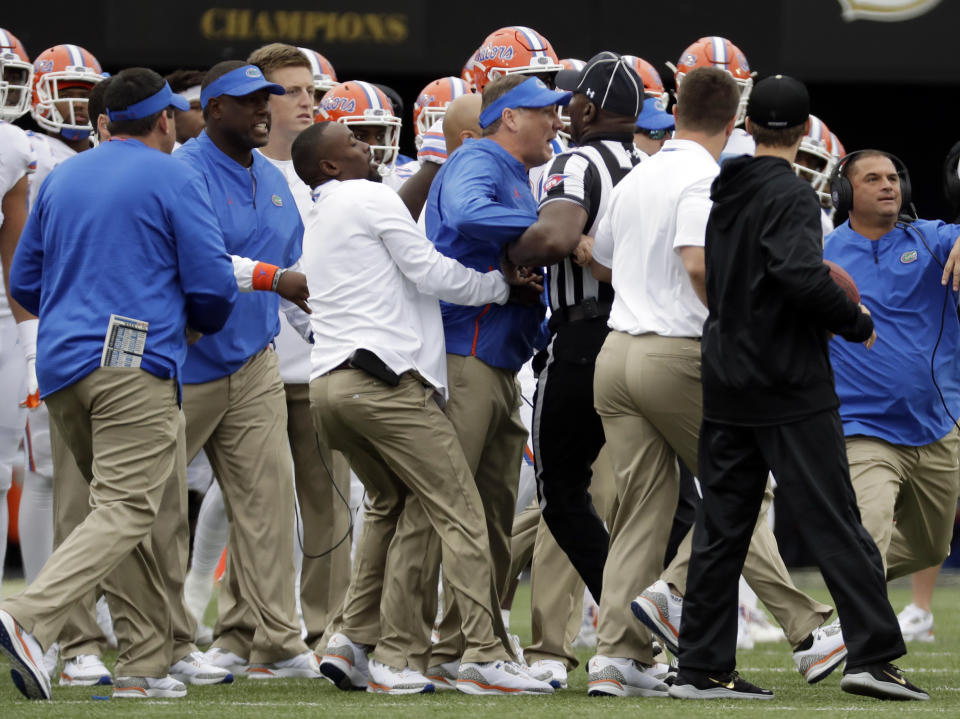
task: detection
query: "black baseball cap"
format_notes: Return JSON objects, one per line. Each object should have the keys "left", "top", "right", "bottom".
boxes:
{"left": 555, "top": 51, "right": 643, "bottom": 119}
{"left": 746, "top": 74, "right": 809, "bottom": 129}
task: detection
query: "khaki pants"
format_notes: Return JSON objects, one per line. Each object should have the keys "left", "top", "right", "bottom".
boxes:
{"left": 310, "top": 369, "right": 506, "bottom": 666}
{"left": 3, "top": 368, "right": 179, "bottom": 676}
{"left": 182, "top": 348, "right": 306, "bottom": 663}
{"left": 429, "top": 354, "right": 527, "bottom": 664}
{"left": 594, "top": 332, "right": 829, "bottom": 659}
{"left": 285, "top": 383, "right": 352, "bottom": 647}
{"left": 847, "top": 429, "right": 960, "bottom": 580}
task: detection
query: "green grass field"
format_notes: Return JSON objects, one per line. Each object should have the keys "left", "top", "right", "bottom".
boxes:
{"left": 1, "top": 570, "right": 958, "bottom": 717}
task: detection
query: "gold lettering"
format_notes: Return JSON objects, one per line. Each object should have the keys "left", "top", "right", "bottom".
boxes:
{"left": 364, "top": 13, "right": 386, "bottom": 42}
{"left": 337, "top": 12, "right": 365, "bottom": 41}
{"left": 385, "top": 14, "right": 408, "bottom": 43}
{"left": 273, "top": 11, "right": 303, "bottom": 41}
{"left": 236, "top": 9, "right": 252, "bottom": 40}
{"left": 200, "top": 8, "right": 227, "bottom": 39}
{"left": 304, "top": 12, "right": 333, "bottom": 42}
{"left": 253, "top": 11, "right": 276, "bottom": 38}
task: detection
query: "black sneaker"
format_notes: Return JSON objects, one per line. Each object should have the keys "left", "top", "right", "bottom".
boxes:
{"left": 840, "top": 663, "right": 929, "bottom": 701}
{"left": 668, "top": 670, "right": 773, "bottom": 700}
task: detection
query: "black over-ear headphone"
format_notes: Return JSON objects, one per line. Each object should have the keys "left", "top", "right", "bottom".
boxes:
{"left": 829, "top": 149, "right": 916, "bottom": 221}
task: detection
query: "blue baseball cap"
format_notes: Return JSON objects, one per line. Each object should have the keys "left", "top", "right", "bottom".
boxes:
{"left": 200, "top": 65, "right": 285, "bottom": 109}
{"left": 478, "top": 77, "right": 572, "bottom": 129}
{"left": 635, "top": 95, "right": 674, "bottom": 131}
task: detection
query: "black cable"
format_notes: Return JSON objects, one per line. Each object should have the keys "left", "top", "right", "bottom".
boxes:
{"left": 294, "top": 432, "right": 355, "bottom": 560}
{"left": 897, "top": 221, "right": 960, "bottom": 434}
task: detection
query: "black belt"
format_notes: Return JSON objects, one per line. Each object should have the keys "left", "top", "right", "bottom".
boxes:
{"left": 548, "top": 298, "right": 612, "bottom": 333}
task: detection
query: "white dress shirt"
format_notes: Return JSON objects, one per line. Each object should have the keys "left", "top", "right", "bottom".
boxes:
{"left": 593, "top": 138, "right": 717, "bottom": 338}
{"left": 303, "top": 178, "right": 510, "bottom": 400}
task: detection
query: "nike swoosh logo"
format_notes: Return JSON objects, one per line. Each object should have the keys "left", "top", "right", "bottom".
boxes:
{"left": 708, "top": 677, "right": 735, "bottom": 689}
{"left": 883, "top": 671, "right": 907, "bottom": 686}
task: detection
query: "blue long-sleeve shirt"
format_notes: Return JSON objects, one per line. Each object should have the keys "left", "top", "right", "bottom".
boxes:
{"left": 424, "top": 138, "right": 545, "bottom": 371}
{"left": 175, "top": 131, "right": 303, "bottom": 383}
{"left": 824, "top": 219, "right": 960, "bottom": 445}
{"left": 11, "top": 137, "right": 237, "bottom": 397}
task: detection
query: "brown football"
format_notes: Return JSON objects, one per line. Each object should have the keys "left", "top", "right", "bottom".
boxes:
{"left": 824, "top": 259, "right": 860, "bottom": 304}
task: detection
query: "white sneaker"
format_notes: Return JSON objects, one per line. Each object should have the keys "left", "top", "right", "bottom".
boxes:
{"left": 425, "top": 659, "right": 459, "bottom": 691}
{"left": 113, "top": 674, "right": 186, "bottom": 699}
{"left": 793, "top": 621, "right": 847, "bottom": 683}
{"left": 631, "top": 579, "right": 683, "bottom": 655}
{"left": 898, "top": 603, "right": 934, "bottom": 642}
{"left": 248, "top": 650, "right": 321, "bottom": 679}
{"left": 170, "top": 650, "right": 234, "bottom": 685}
{"left": 744, "top": 605, "right": 786, "bottom": 644}
{"left": 96, "top": 595, "right": 118, "bottom": 649}
{"left": 367, "top": 658, "right": 435, "bottom": 694}
{"left": 203, "top": 647, "right": 249, "bottom": 675}
{"left": 587, "top": 655, "right": 670, "bottom": 697}
{"left": 527, "top": 659, "right": 567, "bottom": 689}
{"left": 60, "top": 654, "right": 112, "bottom": 686}
{"left": 457, "top": 660, "right": 555, "bottom": 695}
{"left": 0, "top": 609, "right": 52, "bottom": 700}
{"left": 42, "top": 642, "right": 59, "bottom": 678}
{"left": 319, "top": 633, "right": 369, "bottom": 690}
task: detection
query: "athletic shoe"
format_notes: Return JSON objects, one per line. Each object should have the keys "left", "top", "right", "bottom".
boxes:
{"left": 425, "top": 659, "right": 458, "bottom": 691}
{"left": 113, "top": 675, "right": 187, "bottom": 699}
{"left": 587, "top": 655, "right": 670, "bottom": 697}
{"left": 898, "top": 604, "right": 935, "bottom": 643}
{"left": 793, "top": 621, "right": 846, "bottom": 683}
{"left": 668, "top": 670, "right": 773, "bottom": 700}
{"left": 248, "top": 650, "right": 321, "bottom": 679}
{"left": 456, "top": 660, "right": 555, "bottom": 695}
{"left": 60, "top": 654, "right": 112, "bottom": 686}
{"left": 203, "top": 647, "right": 248, "bottom": 675}
{"left": 42, "top": 642, "right": 59, "bottom": 678}
{"left": 319, "top": 633, "right": 369, "bottom": 690}
{"left": 651, "top": 639, "right": 669, "bottom": 665}
{"left": 632, "top": 580, "right": 683, "bottom": 655}
{"left": 0, "top": 609, "right": 51, "bottom": 700}
{"left": 744, "top": 605, "right": 786, "bottom": 644}
{"left": 96, "top": 594, "right": 118, "bottom": 649}
{"left": 170, "top": 650, "right": 234, "bottom": 685}
{"left": 840, "top": 663, "right": 929, "bottom": 701}
{"left": 367, "top": 659, "right": 435, "bottom": 694}
{"left": 527, "top": 659, "right": 567, "bottom": 689}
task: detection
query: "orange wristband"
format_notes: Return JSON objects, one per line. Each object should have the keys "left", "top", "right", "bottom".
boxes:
{"left": 251, "top": 262, "right": 279, "bottom": 291}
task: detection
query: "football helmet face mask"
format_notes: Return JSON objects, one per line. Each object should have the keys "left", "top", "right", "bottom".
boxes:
{"left": 31, "top": 44, "right": 103, "bottom": 139}
{"left": 316, "top": 80, "right": 401, "bottom": 173}
{"left": 0, "top": 28, "right": 33, "bottom": 121}
{"left": 298, "top": 47, "right": 337, "bottom": 111}
{"left": 793, "top": 115, "right": 840, "bottom": 207}
{"left": 461, "top": 53, "right": 477, "bottom": 93}
{"left": 621, "top": 54, "right": 669, "bottom": 107}
{"left": 472, "top": 26, "right": 562, "bottom": 94}
{"left": 670, "top": 36, "right": 753, "bottom": 125}
{"left": 413, "top": 76, "right": 470, "bottom": 137}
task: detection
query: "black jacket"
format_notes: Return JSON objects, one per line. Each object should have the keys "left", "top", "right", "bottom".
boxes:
{"left": 701, "top": 155, "right": 874, "bottom": 425}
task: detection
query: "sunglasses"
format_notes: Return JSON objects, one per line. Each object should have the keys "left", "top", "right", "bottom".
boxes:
{"left": 638, "top": 128, "right": 671, "bottom": 140}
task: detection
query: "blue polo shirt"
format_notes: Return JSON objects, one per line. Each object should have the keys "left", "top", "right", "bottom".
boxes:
{"left": 11, "top": 138, "right": 237, "bottom": 397}
{"left": 425, "top": 138, "right": 545, "bottom": 372}
{"left": 175, "top": 131, "right": 303, "bottom": 383}
{"left": 824, "top": 219, "right": 960, "bottom": 445}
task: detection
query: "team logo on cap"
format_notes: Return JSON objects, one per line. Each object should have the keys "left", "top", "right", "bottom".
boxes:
{"left": 837, "top": 0, "right": 941, "bottom": 22}
{"left": 246, "top": 67, "right": 261, "bottom": 78}
{"left": 900, "top": 249, "right": 918, "bottom": 264}
{"left": 534, "top": 78, "right": 547, "bottom": 89}
{"left": 271, "top": 194, "right": 283, "bottom": 207}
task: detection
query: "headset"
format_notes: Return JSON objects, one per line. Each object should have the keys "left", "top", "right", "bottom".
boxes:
{"left": 829, "top": 149, "right": 917, "bottom": 222}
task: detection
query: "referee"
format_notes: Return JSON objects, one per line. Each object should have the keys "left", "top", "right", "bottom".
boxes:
{"left": 505, "top": 51, "right": 645, "bottom": 603}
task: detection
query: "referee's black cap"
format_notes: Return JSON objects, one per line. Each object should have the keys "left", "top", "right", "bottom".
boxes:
{"left": 555, "top": 51, "right": 643, "bottom": 119}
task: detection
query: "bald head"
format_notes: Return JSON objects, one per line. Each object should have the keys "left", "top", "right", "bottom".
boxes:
{"left": 292, "top": 121, "right": 379, "bottom": 187}
{"left": 443, "top": 93, "right": 482, "bottom": 154}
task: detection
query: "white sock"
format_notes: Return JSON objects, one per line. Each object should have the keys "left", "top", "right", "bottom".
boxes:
{"left": 0, "top": 486, "right": 8, "bottom": 590}
{"left": 739, "top": 575, "right": 758, "bottom": 611}
{"left": 183, "top": 481, "right": 228, "bottom": 622}
{"left": 19, "top": 469, "right": 54, "bottom": 584}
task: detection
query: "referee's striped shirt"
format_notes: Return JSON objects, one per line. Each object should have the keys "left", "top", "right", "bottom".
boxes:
{"left": 536, "top": 135, "right": 645, "bottom": 314}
